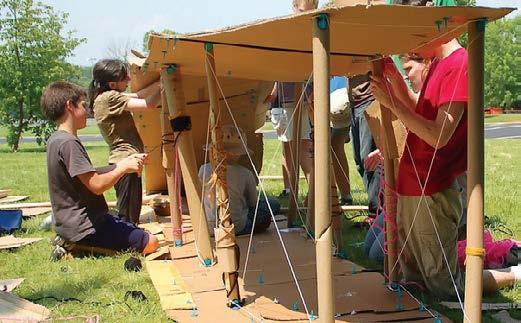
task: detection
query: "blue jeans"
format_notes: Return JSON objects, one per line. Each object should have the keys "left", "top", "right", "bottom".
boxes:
{"left": 237, "top": 197, "right": 281, "bottom": 235}
{"left": 351, "top": 101, "right": 382, "bottom": 216}
{"left": 363, "top": 212, "right": 385, "bottom": 263}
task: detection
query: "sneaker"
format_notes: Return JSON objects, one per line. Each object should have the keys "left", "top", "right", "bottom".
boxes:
{"left": 50, "top": 235, "right": 71, "bottom": 261}
{"left": 339, "top": 195, "right": 353, "bottom": 206}
{"left": 50, "top": 245, "right": 68, "bottom": 261}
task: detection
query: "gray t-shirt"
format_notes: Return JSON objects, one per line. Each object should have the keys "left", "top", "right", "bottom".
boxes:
{"left": 47, "top": 130, "right": 108, "bottom": 242}
{"left": 198, "top": 163, "right": 257, "bottom": 233}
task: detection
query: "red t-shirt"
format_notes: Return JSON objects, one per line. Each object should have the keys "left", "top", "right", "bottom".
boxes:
{"left": 397, "top": 47, "right": 468, "bottom": 196}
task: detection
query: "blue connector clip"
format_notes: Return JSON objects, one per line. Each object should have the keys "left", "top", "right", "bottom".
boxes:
{"left": 317, "top": 13, "right": 329, "bottom": 30}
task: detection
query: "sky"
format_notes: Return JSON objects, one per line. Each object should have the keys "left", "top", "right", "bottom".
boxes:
{"left": 42, "top": 0, "right": 520, "bottom": 66}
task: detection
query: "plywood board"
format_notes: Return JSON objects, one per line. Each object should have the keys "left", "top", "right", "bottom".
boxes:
{"left": 0, "top": 279, "right": 24, "bottom": 293}
{"left": 0, "top": 190, "right": 10, "bottom": 200}
{"left": 0, "top": 290, "right": 50, "bottom": 322}
{"left": 0, "top": 236, "right": 42, "bottom": 250}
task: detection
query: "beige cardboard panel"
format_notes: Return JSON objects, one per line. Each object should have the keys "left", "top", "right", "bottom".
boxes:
{"left": 0, "top": 290, "right": 50, "bottom": 321}
{"left": 364, "top": 100, "right": 406, "bottom": 157}
{"left": 145, "top": 260, "right": 195, "bottom": 310}
{"left": 141, "top": 6, "right": 511, "bottom": 82}
{"left": 0, "top": 236, "right": 42, "bottom": 250}
{"left": 166, "top": 290, "right": 260, "bottom": 323}
{"left": 188, "top": 5, "right": 511, "bottom": 57}
{"left": 130, "top": 71, "right": 267, "bottom": 193}
{"left": 147, "top": 37, "right": 369, "bottom": 81}
{"left": 0, "top": 196, "right": 28, "bottom": 204}
{"left": 0, "top": 279, "right": 24, "bottom": 293}
{"left": 173, "top": 257, "right": 225, "bottom": 294}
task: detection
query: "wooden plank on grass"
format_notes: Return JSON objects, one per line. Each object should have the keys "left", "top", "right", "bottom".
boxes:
{"left": 0, "top": 236, "right": 42, "bottom": 250}
{"left": 0, "top": 278, "right": 24, "bottom": 292}
{"left": 0, "top": 196, "right": 28, "bottom": 204}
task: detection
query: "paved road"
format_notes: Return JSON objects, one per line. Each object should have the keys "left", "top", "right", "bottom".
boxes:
{"left": 1, "top": 123, "right": 520, "bottom": 144}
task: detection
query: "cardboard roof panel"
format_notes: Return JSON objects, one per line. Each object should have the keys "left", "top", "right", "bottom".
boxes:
{"left": 142, "top": 4, "right": 513, "bottom": 81}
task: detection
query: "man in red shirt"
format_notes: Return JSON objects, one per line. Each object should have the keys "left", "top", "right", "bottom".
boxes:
{"left": 371, "top": 36, "right": 521, "bottom": 297}
{"left": 371, "top": 38, "right": 468, "bottom": 298}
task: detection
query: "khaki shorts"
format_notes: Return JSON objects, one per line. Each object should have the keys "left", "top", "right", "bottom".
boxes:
{"left": 397, "top": 183, "right": 464, "bottom": 299}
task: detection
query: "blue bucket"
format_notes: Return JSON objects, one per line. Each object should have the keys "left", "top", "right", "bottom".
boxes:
{"left": 0, "top": 209, "right": 23, "bottom": 234}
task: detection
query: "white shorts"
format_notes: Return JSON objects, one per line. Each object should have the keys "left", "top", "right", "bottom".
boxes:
{"left": 270, "top": 103, "right": 312, "bottom": 142}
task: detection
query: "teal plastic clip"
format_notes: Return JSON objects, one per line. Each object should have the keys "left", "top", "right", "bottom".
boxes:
{"left": 317, "top": 13, "right": 329, "bottom": 30}
{"left": 205, "top": 42, "right": 214, "bottom": 52}
{"left": 443, "top": 17, "right": 450, "bottom": 28}
{"left": 166, "top": 64, "right": 177, "bottom": 74}
{"left": 257, "top": 273, "right": 265, "bottom": 284}
{"left": 174, "top": 240, "right": 182, "bottom": 247}
{"left": 203, "top": 258, "right": 212, "bottom": 267}
{"left": 419, "top": 303, "right": 426, "bottom": 312}
{"left": 309, "top": 310, "right": 317, "bottom": 321}
{"left": 477, "top": 19, "right": 487, "bottom": 32}
{"left": 434, "top": 314, "right": 442, "bottom": 323}
{"left": 191, "top": 308, "right": 198, "bottom": 317}
{"left": 291, "top": 302, "right": 299, "bottom": 311}
{"left": 435, "top": 20, "right": 442, "bottom": 32}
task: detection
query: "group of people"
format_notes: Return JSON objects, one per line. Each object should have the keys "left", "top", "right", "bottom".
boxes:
{"left": 40, "top": 0, "right": 519, "bottom": 304}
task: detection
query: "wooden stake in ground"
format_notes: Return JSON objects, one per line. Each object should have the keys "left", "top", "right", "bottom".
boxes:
{"left": 160, "top": 66, "right": 215, "bottom": 265}
{"left": 204, "top": 43, "right": 241, "bottom": 306}
{"left": 159, "top": 90, "right": 183, "bottom": 245}
{"left": 313, "top": 13, "right": 334, "bottom": 323}
{"left": 464, "top": 19, "right": 486, "bottom": 323}
{"left": 371, "top": 58, "right": 399, "bottom": 284}
{"left": 287, "top": 85, "right": 303, "bottom": 227}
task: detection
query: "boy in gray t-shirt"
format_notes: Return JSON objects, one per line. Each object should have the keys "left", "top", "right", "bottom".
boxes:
{"left": 40, "top": 81, "right": 159, "bottom": 259}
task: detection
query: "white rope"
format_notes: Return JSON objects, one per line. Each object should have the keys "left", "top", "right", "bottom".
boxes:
{"left": 205, "top": 52, "right": 312, "bottom": 321}
{"left": 379, "top": 47, "right": 471, "bottom": 320}
{"left": 193, "top": 101, "right": 217, "bottom": 266}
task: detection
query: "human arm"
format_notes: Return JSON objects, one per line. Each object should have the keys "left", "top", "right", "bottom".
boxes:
{"left": 382, "top": 59, "right": 418, "bottom": 111}
{"left": 124, "top": 81, "right": 161, "bottom": 111}
{"left": 370, "top": 75, "right": 465, "bottom": 149}
{"left": 264, "top": 82, "right": 278, "bottom": 104}
{"left": 245, "top": 170, "right": 258, "bottom": 208}
{"left": 77, "top": 154, "right": 146, "bottom": 195}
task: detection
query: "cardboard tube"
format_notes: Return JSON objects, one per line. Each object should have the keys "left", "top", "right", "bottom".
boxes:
{"left": 313, "top": 14, "right": 334, "bottom": 323}
{"left": 160, "top": 92, "right": 183, "bottom": 243}
{"left": 160, "top": 67, "right": 215, "bottom": 264}
{"left": 464, "top": 20, "right": 486, "bottom": 323}
{"left": 204, "top": 43, "right": 241, "bottom": 305}
{"left": 372, "top": 59, "right": 399, "bottom": 283}
{"left": 287, "top": 85, "right": 303, "bottom": 226}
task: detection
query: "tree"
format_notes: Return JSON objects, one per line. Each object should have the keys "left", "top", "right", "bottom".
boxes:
{"left": 0, "top": 0, "right": 84, "bottom": 151}
{"left": 484, "top": 16, "right": 521, "bottom": 109}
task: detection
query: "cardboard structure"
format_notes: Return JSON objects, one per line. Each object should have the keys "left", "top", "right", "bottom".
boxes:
{"left": 129, "top": 2, "right": 513, "bottom": 322}
{"left": 148, "top": 226, "right": 447, "bottom": 322}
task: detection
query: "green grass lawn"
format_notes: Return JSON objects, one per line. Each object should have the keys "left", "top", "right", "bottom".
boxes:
{"left": 0, "top": 122, "right": 100, "bottom": 138}
{"left": 484, "top": 114, "right": 521, "bottom": 124}
{"left": 0, "top": 138, "right": 519, "bottom": 322}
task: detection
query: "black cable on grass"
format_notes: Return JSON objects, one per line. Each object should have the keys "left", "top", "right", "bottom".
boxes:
{"left": 27, "top": 290, "right": 147, "bottom": 313}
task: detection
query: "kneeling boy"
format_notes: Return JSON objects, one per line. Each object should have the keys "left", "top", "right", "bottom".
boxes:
{"left": 41, "top": 81, "right": 158, "bottom": 258}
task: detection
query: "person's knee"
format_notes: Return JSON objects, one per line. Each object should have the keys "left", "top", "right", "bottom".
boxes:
{"left": 143, "top": 234, "right": 159, "bottom": 254}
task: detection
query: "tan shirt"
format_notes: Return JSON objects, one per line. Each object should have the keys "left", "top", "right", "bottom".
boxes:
{"left": 93, "top": 90, "right": 144, "bottom": 164}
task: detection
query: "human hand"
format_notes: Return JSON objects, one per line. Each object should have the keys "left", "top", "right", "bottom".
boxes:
{"left": 118, "top": 154, "right": 146, "bottom": 177}
{"left": 364, "top": 149, "right": 383, "bottom": 171}
{"left": 369, "top": 75, "right": 394, "bottom": 110}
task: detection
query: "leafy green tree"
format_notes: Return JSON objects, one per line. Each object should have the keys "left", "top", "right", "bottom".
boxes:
{"left": 0, "top": 0, "right": 84, "bottom": 151}
{"left": 484, "top": 16, "right": 521, "bottom": 109}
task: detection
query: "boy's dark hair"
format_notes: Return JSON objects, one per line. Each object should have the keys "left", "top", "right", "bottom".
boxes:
{"left": 88, "top": 59, "right": 129, "bottom": 110}
{"left": 40, "top": 81, "right": 87, "bottom": 121}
